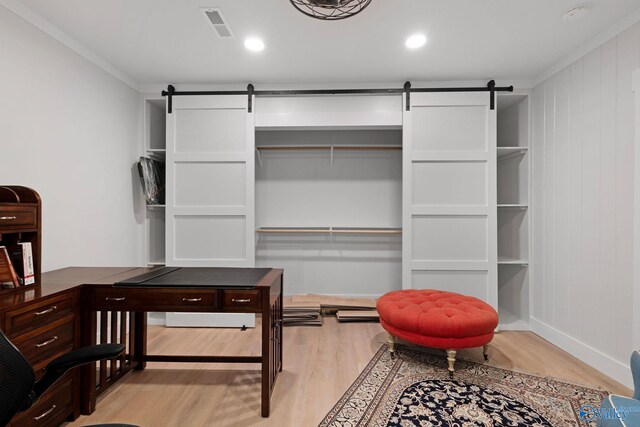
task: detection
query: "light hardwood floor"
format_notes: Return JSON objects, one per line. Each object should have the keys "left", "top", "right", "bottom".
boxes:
{"left": 68, "top": 318, "right": 632, "bottom": 427}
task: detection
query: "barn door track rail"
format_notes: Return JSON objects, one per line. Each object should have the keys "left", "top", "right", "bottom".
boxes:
{"left": 161, "top": 80, "right": 513, "bottom": 113}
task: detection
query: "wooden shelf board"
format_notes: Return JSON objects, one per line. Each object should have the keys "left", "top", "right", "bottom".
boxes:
{"left": 256, "top": 145, "right": 401, "bottom": 151}
{"left": 256, "top": 227, "right": 402, "bottom": 235}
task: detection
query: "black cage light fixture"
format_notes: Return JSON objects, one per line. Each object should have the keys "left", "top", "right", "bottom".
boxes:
{"left": 290, "top": 0, "right": 372, "bottom": 20}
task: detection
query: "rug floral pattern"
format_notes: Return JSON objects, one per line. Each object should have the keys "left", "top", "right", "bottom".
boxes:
{"left": 318, "top": 345, "right": 608, "bottom": 427}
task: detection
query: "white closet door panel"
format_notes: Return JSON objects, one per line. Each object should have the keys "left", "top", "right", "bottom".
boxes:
{"left": 412, "top": 270, "right": 488, "bottom": 300}
{"left": 174, "top": 216, "right": 246, "bottom": 261}
{"left": 166, "top": 95, "right": 255, "bottom": 268}
{"left": 411, "top": 216, "right": 488, "bottom": 261}
{"left": 412, "top": 206, "right": 487, "bottom": 216}
{"left": 411, "top": 261, "right": 489, "bottom": 271}
{"left": 174, "top": 109, "right": 246, "bottom": 153}
{"left": 412, "top": 162, "right": 487, "bottom": 206}
{"left": 172, "top": 152, "right": 247, "bottom": 162}
{"left": 175, "top": 162, "right": 246, "bottom": 207}
{"left": 412, "top": 106, "right": 487, "bottom": 151}
{"left": 410, "top": 151, "right": 488, "bottom": 162}
{"left": 403, "top": 91, "right": 497, "bottom": 309}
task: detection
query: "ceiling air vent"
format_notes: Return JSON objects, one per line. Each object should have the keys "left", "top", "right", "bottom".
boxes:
{"left": 201, "top": 8, "right": 235, "bottom": 38}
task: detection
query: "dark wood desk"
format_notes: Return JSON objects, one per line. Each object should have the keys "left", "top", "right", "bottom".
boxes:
{"left": 0, "top": 266, "right": 283, "bottom": 425}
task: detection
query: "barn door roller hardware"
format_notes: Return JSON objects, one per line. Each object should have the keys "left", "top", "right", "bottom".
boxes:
{"left": 161, "top": 81, "right": 513, "bottom": 113}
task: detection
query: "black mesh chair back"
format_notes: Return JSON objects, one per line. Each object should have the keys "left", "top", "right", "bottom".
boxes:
{"left": 0, "top": 331, "right": 36, "bottom": 426}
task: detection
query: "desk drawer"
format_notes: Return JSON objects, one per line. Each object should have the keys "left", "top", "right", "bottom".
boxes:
{"left": 9, "top": 373, "right": 73, "bottom": 427}
{"left": 92, "top": 288, "right": 220, "bottom": 312}
{"left": 12, "top": 318, "right": 75, "bottom": 367}
{"left": 223, "top": 290, "right": 262, "bottom": 312}
{"left": 5, "top": 294, "right": 74, "bottom": 337}
{"left": 0, "top": 205, "right": 37, "bottom": 230}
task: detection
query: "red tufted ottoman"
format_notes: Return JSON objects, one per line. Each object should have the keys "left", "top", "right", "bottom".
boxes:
{"left": 376, "top": 289, "right": 499, "bottom": 378}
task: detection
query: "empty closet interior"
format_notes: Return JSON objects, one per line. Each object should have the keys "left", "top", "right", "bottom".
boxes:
{"left": 255, "top": 128, "right": 403, "bottom": 296}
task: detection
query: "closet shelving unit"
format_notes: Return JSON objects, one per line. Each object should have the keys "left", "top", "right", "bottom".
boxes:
{"left": 143, "top": 97, "right": 167, "bottom": 267}
{"left": 496, "top": 94, "right": 530, "bottom": 330}
{"left": 254, "top": 123, "right": 403, "bottom": 296}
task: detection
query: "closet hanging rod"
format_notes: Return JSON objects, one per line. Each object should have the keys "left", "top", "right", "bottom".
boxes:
{"left": 256, "top": 227, "right": 402, "bottom": 235}
{"left": 161, "top": 81, "right": 514, "bottom": 113}
{"left": 256, "top": 145, "right": 402, "bottom": 151}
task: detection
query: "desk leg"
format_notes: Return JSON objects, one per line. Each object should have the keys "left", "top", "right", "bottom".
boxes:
{"left": 133, "top": 312, "right": 147, "bottom": 370}
{"left": 81, "top": 305, "right": 97, "bottom": 415}
{"left": 261, "top": 290, "right": 271, "bottom": 417}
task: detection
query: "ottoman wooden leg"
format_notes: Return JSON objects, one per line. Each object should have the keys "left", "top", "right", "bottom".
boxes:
{"left": 483, "top": 344, "right": 489, "bottom": 361}
{"left": 446, "top": 349, "right": 456, "bottom": 379}
{"left": 387, "top": 333, "right": 396, "bottom": 358}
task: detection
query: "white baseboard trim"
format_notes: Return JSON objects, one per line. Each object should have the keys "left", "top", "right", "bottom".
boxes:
{"left": 530, "top": 317, "right": 632, "bottom": 389}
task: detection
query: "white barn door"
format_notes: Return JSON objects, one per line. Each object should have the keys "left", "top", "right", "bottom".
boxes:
{"left": 166, "top": 95, "right": 255, "bottom": 268}
{"left": 403, "top": 92, "right": 497, "bottom": 308}
{"left": 165, "top": 95, "right": 255, "bottom": 327}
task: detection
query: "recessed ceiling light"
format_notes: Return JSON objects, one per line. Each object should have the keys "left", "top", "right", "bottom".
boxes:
{"left": 405, "top": 34, "right": 427, "bottom": 49}
{"left": 244, "top": 38, "right": 265, "bottom": 52}
{"left": 562, "top": 5, "right": 592, "bottom": 22}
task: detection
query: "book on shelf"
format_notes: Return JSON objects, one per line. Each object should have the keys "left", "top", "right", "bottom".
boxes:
{"left": 9, "top": 242, "right": 35, "bottom": 286}
{"left": 0, "top": 246, "right": 20, "bottom": 288}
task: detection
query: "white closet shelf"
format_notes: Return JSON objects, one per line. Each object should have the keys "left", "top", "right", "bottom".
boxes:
{"left": 497, "top": 257, "right": 529, "bottom": 266}
{"left": 497, "top": 147, "right": 528, "bottom": 160}
{"left": 147, "top": 261, "right": 166, "bottom": 266}
{"left": 146, "top": 204, "right": 165, "bottom": 209}
{"left": 147, "top": 148, "right": 166, "bottom": 152}
{"left": 256, "top": 226, "right": 402, "bottom": 235}
{"left": 497, "top": 204, "right": 528, "bottom": 210}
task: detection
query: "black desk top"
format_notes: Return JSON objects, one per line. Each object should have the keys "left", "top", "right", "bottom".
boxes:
{"left": 113, "top": 267, "right": 273, "bottom": 289}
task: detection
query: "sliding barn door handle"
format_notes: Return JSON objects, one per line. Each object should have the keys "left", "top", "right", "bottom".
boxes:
{"left": 34, "top": 306, "right": 57, "bottom": 316}
{"left": 105, "top": 297, "right": 125, "bottom": 301}
{"left": 182, "top": 298, "right": 202, "bottom": 302}
{"left": 35, "top": 336, "right": 58, "bottom": 348}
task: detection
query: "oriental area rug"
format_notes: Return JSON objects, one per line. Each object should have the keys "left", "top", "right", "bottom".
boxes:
{"left": 318, "top": 345, "right": 608, "bottom": 426}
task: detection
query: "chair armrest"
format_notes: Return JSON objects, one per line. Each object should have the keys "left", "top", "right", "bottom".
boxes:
{"left": 32, "top": 343, "right": 124, "bottom": 399}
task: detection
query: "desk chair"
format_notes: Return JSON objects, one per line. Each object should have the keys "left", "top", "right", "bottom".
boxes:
{"left": 0, "top": 330, "right": 133, "bottom": 426}
{"left": 597, "top": 351, "right": 640, "bottom": 426}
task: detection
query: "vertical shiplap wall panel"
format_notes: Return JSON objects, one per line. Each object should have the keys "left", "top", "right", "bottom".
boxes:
{"left": 531, "top": 85, "right": 545, "bottom": 321}
{"left": 600, "top": 39, "right": 618, "bottom": 355}
{"left": 552, "top": 68, "right": 571, "bottom": 334}
{"left": 614, "top": 25, "right": 640, "bottom": 362}
{"left": 567, "top": 60, "right": 584, "bottom": 340}
{"left": 580, "top": 47, "right": 603, "bottom": 352}
{"left": 532, "top": 22, "right": 640, "bottom": 384}
{"left": 543, "top": 79, "right": 556, "bottom": 325}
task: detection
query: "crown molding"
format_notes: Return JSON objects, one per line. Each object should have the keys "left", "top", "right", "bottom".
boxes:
{"left": 533, "top": 6, "right": 640, "bottom": 87}
{"left": 0, "top": 0, "right": 141, "bottom": 92}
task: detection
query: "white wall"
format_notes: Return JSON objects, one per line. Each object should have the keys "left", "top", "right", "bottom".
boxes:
{"left": 531, "top": 23, "right": 639, "bottom": 388}
{"left": 0, "top": 7, "right": 144, "bottom": 271}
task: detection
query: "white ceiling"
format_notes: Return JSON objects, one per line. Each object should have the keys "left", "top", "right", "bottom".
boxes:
{"left": 13, "top": 0, "right": 640, "bottom": 85}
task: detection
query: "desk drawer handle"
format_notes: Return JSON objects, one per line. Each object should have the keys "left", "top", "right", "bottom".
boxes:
{"left": 232, "top": 298, "right": 251, "bottom": 303}
{"left": 182, "top": 298, "right": 202, "bottom": 302}
{"left": 0, "top": 216, "right": 16, "bottom": 221}
{"left": 33, "top": 405, "right": 56, "bottom": 421}
{"left": 35, "top": 306, "right": 57, "bottom": 316}
{"left": 105, "top": 297, "right": 125, "bottom": 301}
{"left": 35, "top": 336, "right": 58, "bottom": 348}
